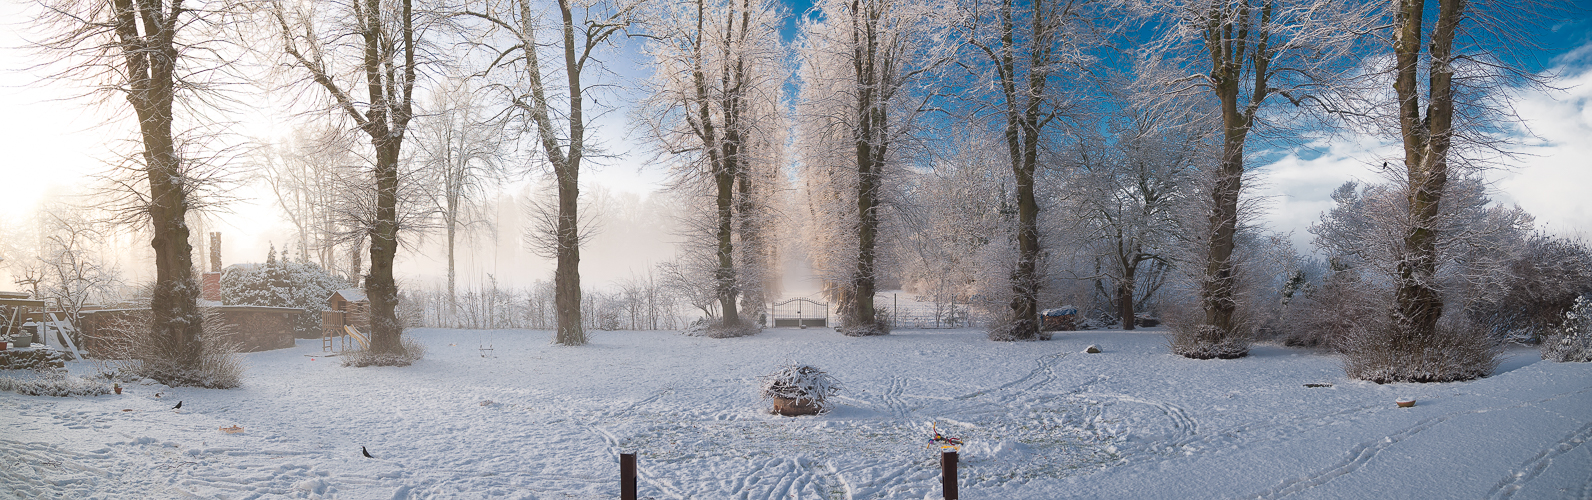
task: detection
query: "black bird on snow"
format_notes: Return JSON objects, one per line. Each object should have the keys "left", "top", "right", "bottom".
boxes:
{"left": 362, "top": 446, "right": 374, "bottom": 458}
{"left": 172, "top": 401, "right": 182, "bottom": 410}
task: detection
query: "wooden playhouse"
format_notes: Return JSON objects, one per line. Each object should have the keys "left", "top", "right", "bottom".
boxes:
{"left": 321, "top": 289, "right": 371, "bottom": 351}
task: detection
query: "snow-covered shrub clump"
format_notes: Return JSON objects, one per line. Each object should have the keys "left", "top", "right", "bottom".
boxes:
{"left": 341, "top": 336, "right": 426, "bottom": 367}
{"left": 680, "top": 318, "right": 760, "bottom": 338}
{"left": 1169, "top": 325, "right": 1252, "bottom": 359}
{"left": 95, "top": 306, "right": 244, "bottom": 389}
{"left": 0, "top": 369, "right": 112, "bottom": 397}
{"left": 1340, "top": 316, "right": 1500, "bottom": 384}
{"left": 221, "top": 246, "right": 351, "bottom": 337}
{"left": 1161, "top": 299, "right": 1252, "bottom": 359}
{"left": 1280, "top": 266, "right": 1380, "bottom": 349}
{"left": 0, "top": 349, "right": 71, "bottom": 371}
{"left": 1542, "top": 296, "right": 1592, "bottom": 362}
{"left": 759, "top": 364, "right": 842, "bottom": 413}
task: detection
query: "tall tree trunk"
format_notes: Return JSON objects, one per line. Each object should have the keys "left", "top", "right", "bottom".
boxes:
{"left": 1391, "top": 0, "right": 1461, "bottom": 345}
{"left": 735, "top": 158, "right": 766, "bottom": 320}
{"left": 1201, "top": 110, "right": 1244, "bottom": 340}
{"left": 715, "top": 164, "right": 741, "bottom": 326}
{"left": 551, "top": 0, "right": 588, "bottom": 345}
{"left": 843, "top": 0, "right": 886, "bottom": 335}
{"left": 447, "top": 210, "right": 457, "bottom": 328}
{"left": 1008, "top": 113, "right": 1041, "bottom": 339}
{"left": 554, "top": 165, "right": 582, "bottom": 344}
{"left": 1118, "top": 248, "right": 1138, "bottom": 331}
{"left": 366, "top": 136, "right": 403, "bottom": 354}
{"left": 1190, "top": 0, "right": 1271, "bottom": 354}
{"left": 145, "top": 106, "right": 205, "bottom": 374}
{"left": 113, "top": 0, "right": 205, "bottom": 377}
{"left": 982, "top": 0, "right": 1065, "bottom": 340}
{"left": 852, "top": 134, "right": 880, "bottom": 331}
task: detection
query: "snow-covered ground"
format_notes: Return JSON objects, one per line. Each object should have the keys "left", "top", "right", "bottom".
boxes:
{"left": 3, "top": 327, "right": 1589, "bottom": 499}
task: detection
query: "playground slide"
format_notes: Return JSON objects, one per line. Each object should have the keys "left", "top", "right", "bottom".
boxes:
{"left": 344, "top": 326, "right": 370, "bottom": 349}
{"left": 47, "top": 313, "right": 83, "bottom": 359}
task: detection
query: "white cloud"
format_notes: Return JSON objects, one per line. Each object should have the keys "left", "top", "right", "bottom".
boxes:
{"left": 1489, "top": 64, "right": 1592, "bottom": 238}
{"left": 1252, "top": 135, "right": 1396, "bottom": 255}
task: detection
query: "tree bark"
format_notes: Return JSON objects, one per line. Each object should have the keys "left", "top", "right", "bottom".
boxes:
{"left": 112, "top": 0, "right": 205, "bottom": 376}
{"left": 1118, "top": 248, "right": 1137, "bottom": 331}
{"left": 1193, "top": 0, "right": 1271, "bottom": 350}
{"left": 985, "top": 0, "right": 1058, "bottom": 340}
{"left": 842, "top": 0, "right": 889, "bottom": 334}
{"left": 447, "top": 208, "right": 457, "bottom": 327}
{"left": 273, "top": 0, "right": 416, "bottom": 357}
{"left": 1391, "top": 0, "right": 1462, "bottom": 344}
{"left": 552, "top": 0, "right": 587, "bottom": 345}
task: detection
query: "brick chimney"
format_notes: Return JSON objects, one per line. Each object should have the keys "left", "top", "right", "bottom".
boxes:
{"left": 202, "top": 232, "right": 222, "bottom": 302}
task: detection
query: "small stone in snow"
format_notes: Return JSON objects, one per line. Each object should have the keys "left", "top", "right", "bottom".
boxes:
{"left": 1085, "top": 345, "right": 1102, "bottom": 354}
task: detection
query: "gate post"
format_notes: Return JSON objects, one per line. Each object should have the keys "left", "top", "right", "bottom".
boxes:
{"left": 941, "top": 450, "right": 958, "bottom": 499}
{"left": 620, "top": 453, "right": 637, "bottom": 500}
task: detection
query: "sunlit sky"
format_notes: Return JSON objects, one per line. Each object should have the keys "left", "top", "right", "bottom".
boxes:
{"left": 1, "top": 0, "right": 1590, "bottom": 292}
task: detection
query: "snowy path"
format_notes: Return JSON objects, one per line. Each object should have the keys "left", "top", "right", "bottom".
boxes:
{"left": 2, "top": 328, "right": 1589, "bottom": 499}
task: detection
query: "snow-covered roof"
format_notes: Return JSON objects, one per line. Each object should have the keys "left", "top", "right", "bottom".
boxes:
{"left": 330, "top": 288, "right": 367, "bottom": 303}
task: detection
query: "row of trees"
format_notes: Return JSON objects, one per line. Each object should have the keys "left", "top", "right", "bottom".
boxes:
{"left": 25, "top": 0, "right": 1570, "bottom": 384}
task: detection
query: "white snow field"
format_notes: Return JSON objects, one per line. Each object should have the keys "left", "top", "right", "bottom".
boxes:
{"left": 3, "top": 327, "right": 1590, "bottom": 499}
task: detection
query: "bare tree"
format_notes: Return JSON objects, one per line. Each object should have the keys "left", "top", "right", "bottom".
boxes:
{"left": 269, "top": 0, "right": 424, "bottom": 362}
{"left": 795, "top": 0, "right": 945, "bottom": 336}
{"left": 414, "top": 76, "right": 507, "bottom": 327}
{"left": 638, "top": 0, "right": 786, "bottom": 333}
{"left": 954, "top": 0, "right": 1107, "bottom": 340}
{"left": 895, "top": 124, "right": 1010, "bottom": 325}
{"left": 1300, "top": 0, "right": 1561, "bottom": 380}
{"left": 1137, "top": 0, "right": 1374, "bottom": 358}
{"left": 24, "top": 204, "right": 125, "bottom": 332}
{"left": 1064, "top": 105, "right": 1202, "bottom": 330}
{"left": 458, "top": 0, "right": 639, "bottom": 345}
{"left": 1387, "top": 0, "right": 1461, "bottom": 355}
{"left": 260, "top": 125, "right": 366, "bottom": 275}
{"left": 32, "top": 0, "right": 242, "bottom": 385}
{"left": 1306, "top": 177, "right": 1530, "bottom": 381}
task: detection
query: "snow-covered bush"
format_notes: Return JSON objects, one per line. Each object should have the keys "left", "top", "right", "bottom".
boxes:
{"left": 1542, "top": 296, "right": 1592, "bottom": 362}
{"left": 1304, "top": 180, "right": 1520, "bottom": 382}
{"left": 1340, "top": 315, "right": 1500, "bottom": 383}
{"left": 221, "top": 246, "right": 351, "bottom": 337}
{"left": 759, "top": 364, "right": 842, "bottom": 413}
{"left": 0, "top": 349, "right": 70, "bottom": 371}
{"left": 686, "top": 319, "right": 759, "bottom": 339}
{"left": 341, "top": 336, "right": 426, "bottom": 367}
{"left": 0, "top": 369, "right": 113, "bottom": 397}
{"left": 1474, "top": 235, "right": 1592, "bottom": 344}
{"left": 1168, "top": 324, "right": 1253, "bottom": 359}
{"left": 988, "top": 319, "right": 1045, "bottom": 341}
{"left": 1160, "top": 297, "right": 1252, "bottom": 359}
{"left": 1280, "top": 265, "right": 1381, "bottom": 349}
{"left": 96, "top": 306, "right": 244, "bottom": 389}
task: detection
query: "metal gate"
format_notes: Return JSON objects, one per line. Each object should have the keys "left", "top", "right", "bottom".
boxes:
{"left": 770, "top": 298, "right": 828, "bottom": 327}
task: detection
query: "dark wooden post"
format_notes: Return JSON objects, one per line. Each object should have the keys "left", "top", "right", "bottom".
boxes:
{"left": 620, "top": 453, "right": 637, "bottom": 500}
{"left": 942, "top": 450, "right": 958, "bottom": 499}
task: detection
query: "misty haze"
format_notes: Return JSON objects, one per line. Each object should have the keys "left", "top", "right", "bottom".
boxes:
{"left": 2, "top": 0, "right": 1590, "bottom": 498}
